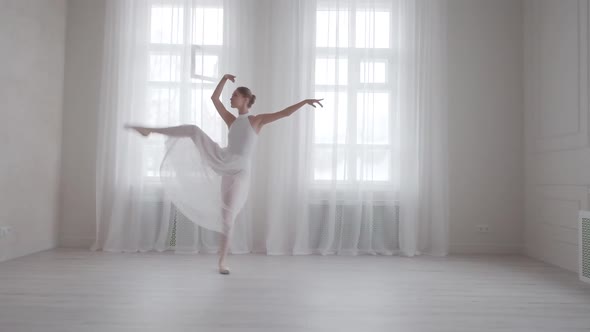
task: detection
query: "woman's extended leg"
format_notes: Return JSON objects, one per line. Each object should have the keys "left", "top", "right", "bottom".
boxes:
{"left": 125, "top": 124, "right": 198, "bottom": 138}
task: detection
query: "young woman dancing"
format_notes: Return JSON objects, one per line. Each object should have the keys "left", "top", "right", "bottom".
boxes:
{"left": 127, "top": 74, "right": 323, "bottom": 275}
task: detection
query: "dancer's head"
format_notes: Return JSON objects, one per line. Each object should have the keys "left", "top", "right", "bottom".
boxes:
{"left": 230, "top": 87, "right": 256, "bottom": 110}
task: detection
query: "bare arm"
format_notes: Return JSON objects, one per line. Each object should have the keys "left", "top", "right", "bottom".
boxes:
{"left": 211, "top": 74, "right": 237, "bottom": 128}
{"left": 252, "top": 99, "right": 323, "bottom": 132}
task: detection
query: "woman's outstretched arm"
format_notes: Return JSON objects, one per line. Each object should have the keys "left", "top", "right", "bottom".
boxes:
{"left": 252, "top": 99, "right": 323, "bottom": 132}
{"left": 211, "top": 74, "right": 237, "bottom": 128}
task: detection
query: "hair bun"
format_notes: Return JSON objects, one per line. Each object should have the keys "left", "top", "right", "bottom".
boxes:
{"left": 249, "top": 95, "right": 256, "bottom": 108}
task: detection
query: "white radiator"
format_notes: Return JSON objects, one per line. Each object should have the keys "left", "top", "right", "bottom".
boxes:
{"left": 579, "top": 211, "right": 590, "bottom": 283}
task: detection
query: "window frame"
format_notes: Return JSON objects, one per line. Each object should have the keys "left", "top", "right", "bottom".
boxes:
{"left": 143, "top": 0, "right": 225, "bottom": 181}
{"left": 312, "top": 1, "right": 398, "bottom": 188}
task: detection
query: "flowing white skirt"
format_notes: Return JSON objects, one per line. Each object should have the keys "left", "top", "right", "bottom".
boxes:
{"left": 160, "top": 126, "right": 251, "bottom": 234}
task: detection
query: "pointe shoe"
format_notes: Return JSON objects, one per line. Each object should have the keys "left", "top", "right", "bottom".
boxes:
{"left": 219, "top": 266, "right": 230, "bottom": 275}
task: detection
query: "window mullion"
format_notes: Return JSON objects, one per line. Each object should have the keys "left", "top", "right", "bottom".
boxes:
{"left": 347, "top": 6, "right": 358, "bottom": 183}
{"left": 178, "top": 3, "right": 192, "bottom": 123}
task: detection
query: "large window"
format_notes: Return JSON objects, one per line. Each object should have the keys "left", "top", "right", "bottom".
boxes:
{"left": 313, "top": 2, "right": 397, "bottom": 186}
{"left": 144, "top": 1, "right": 224, "bottom": 178}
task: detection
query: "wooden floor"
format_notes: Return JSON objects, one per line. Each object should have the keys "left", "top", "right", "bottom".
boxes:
{"left": 0, "top": 249, "right": 589, "bottom": 332}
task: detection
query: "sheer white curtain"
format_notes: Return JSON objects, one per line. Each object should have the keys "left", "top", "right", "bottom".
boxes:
{"left": 397, "top": 0, "right": 449, "bottom": 256}
{"left": 93, "top": 0, "right": 257, "bottom": 252}
{"left": 258, "top": 0, "right": 399, "bottom": 255}
{"left": 257, "top": 0, "right": 448, "bottom": 256}
{"left": 94, "top": 0, "right": 448, "bottom": 256}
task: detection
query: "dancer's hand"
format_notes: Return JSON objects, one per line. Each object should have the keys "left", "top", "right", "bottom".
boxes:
{"left": 305, "top": 98, "right": 324, "bottom": 108}
{"left": 224, "top": 74, "right": 236, "bottom": 82}
{"left": 125, "top": 124, "right": 151, "bottom": 137}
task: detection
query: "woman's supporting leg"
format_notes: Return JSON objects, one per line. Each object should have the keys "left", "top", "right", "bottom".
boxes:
{"left": 218, "top": 230, "right": 232, "bottom": 274}
{"left": 217, "top": 175, "right": 249, "bottom": 275}
{"left": 218, "top": 176, "right": 235, "bottom": 274}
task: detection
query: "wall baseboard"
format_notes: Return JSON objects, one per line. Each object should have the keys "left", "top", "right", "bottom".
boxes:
{"left": 450, "top": 243, "right": 524, "bottom": 254}
{"left": 0, "top": 242, "right": 58, "bottom": 263}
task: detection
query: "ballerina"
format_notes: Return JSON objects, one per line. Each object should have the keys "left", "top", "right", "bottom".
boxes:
{"left": 126, "top": 74, "right": 323, "bottom": 274}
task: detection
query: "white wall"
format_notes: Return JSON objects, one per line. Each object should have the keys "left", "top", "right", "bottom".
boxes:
{"left": 59, "top": 0, "right": 105, "bottom": 247}
{"left": 0, "top": 0, "right": 66, "bottom": 261}
{"left": 58, "top": 0, "right": 526, "bottom": 254}
{"left": 524, "top": 0, "right": 588, "bottom": 272}
{"left": 447, "top": 0, "right": 524, "bottom": 253}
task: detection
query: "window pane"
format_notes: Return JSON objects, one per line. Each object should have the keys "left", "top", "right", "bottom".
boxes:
{"left": 360, "top": 60, "right": 387, "bottom": 83}
{"left": 356, "top": 149, "right": 390, "bottom": 181}
{"left": 314, "top": 91, "right": 347, "bottom": 144}
{"left": 357, "top": 92, "right": 389, "bottom": 144}
{"left": 149, "top": 54, "right": 181, "bottom": 82}
{"left": 192, "top": 53, "right": 219, "bottom": 79}
{"left": 356, "top": 10, "right": 390, "bottom": 48}
{"left": 148, "top": 87, "right": 181, "bottom": 126}
{"left": 191, "top": 88, "right": 223, "bottom": 142}
{"left": 151, "top": 6, "right": 184, "bottom": 44}
{"left": 316, "top": 10, "right": 349, "bottom": 48}
{"left": 192, "top": 8, "right": 223, "bottom": 45}
{"left": 143, "top": 144, "right": 166, "bottom": 178}
{"left": 313, "top": 146, "right": 347, "bottom": 181}
{"left": 315, "top": 58, "right": 348, "bottom": 85}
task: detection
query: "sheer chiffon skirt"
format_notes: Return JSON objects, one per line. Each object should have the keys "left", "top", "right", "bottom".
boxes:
{"left": 160, "top": 125, "right": 251, "bottom": 235}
